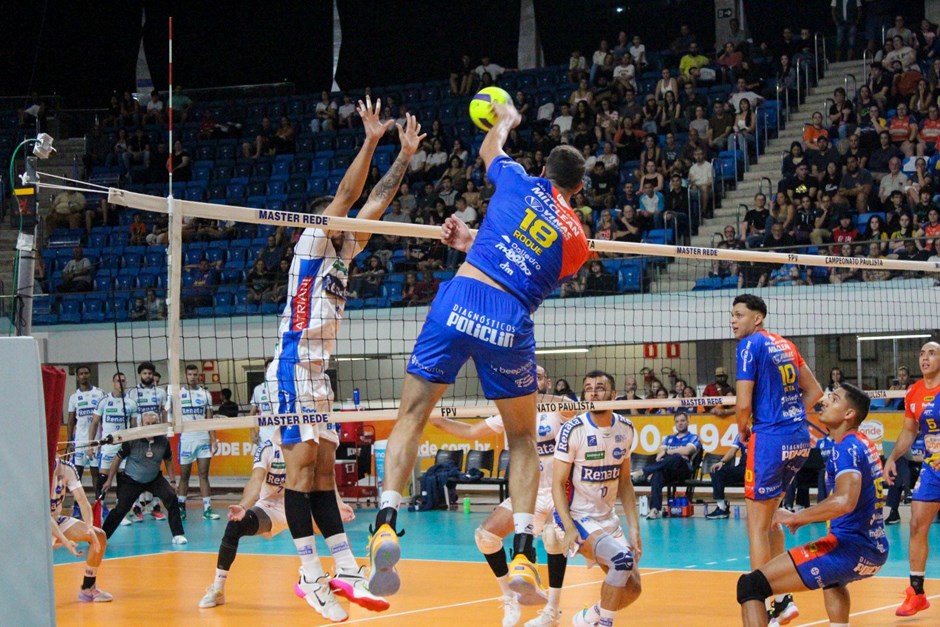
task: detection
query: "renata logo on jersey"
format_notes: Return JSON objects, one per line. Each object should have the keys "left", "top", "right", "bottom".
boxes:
{"left": 536, "top": 441, "right": 555, "bottom": 456}
{"left": 580, "top": 464, "right": 621, "bottom": 482}
{"left": 292, "top": 276, "right": 315, "bottom": 331}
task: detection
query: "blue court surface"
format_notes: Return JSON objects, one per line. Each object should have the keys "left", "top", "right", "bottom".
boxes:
{"left": 55, "top": 506, "right": 940, "bottom": 580}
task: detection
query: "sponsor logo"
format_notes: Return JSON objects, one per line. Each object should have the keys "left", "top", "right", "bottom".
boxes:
{"left": 676, "top": 246, "right": 719, "bottom": 257}
{"left": 515, "top": 374, "right": 535, "bottom": 388}
{"left": 557, "top": 423, "right": 573, "bottom": 453}
{"left": 858, "top": 420, "right": 884, "bottom": 441}
{"left": 256, "top": 412, "right": 331, "bottom": 427}
{"left": 781, "top": 443, "right": 810, "bottom": 461}
{"left": 612, "top": 447, "right": 625, "bottom": 460}
{"left": 585, "top": 451, "right": 605, "bottom": 460}
{"left": 495, "top": 241, "right": 535, "bottom": 276}
{"left": 292, "top": 276, "right": 314, "bottom": 332}
{"left": 580, "top": 464, "right": 621, "bottom": 482}
{"left": 445, "top": 313, "right": 516, "bottom": 348}
{"left": 587, "top": 435, "right": 597, "bottom": 446}
{"left": 537, "top": 440, "right": 555, "bottom": 456}
{"left": 538, "top": 424, "right": 551, "bottom": 437}
{"left": 265, "top": 473, "right": 286, "bottom": 487}
{"left": 298, "top": 544, "right": 314, "bottom": 556}
{"left": 499, "top": 261, "right": 515, "bottom": 276}
{"left": 824, "top": 255, "right": 884, "bottom": 267}
{"left": 410, "top": 354, "right": 445, "bottom": 376}
{"left": 615, "top": 434, "right": 625, "bottom": 443}
{"left": 258, "top": 209, "right": 329, "bottom": 227}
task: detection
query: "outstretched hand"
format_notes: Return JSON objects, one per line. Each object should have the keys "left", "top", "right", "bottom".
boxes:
{"left": 772, "top": 508, "right": 801, "bottom": 535}
{"left": 491, "top": 102, "right": 522, "bottom": 129}
{"left": 359, "top": 96, "right": 394, "bottom": 141}
{"left": 441, "top": 215, "right": 473, "bottom": 252}
{"left": 396, "top": 113, "right": 426, "bottom": 157}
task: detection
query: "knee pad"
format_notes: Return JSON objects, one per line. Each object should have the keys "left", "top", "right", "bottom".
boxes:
{"left": 736, "top": 570, "right": 773, "bottom": 605}
{"left": 592, "top": 534, "right": 633, "bottom": 587}
{"left": 475, "top": 526, "right": 504, "bottom": 556}
{"left": 541, "top": 522, "right": 565, "bottom": 555}
{"left": 223, "top": 509, "right": 260, "bottom": 544}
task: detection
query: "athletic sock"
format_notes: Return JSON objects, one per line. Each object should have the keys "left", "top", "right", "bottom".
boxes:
{"left": 911, "top": 572, "right": 926, "bottom": 595}
{"left": 213, "top": 568, "right": 228, "bottom": 590}
{"left": 203, "top": 497, "right": 211, "bottom": 511}
{"left": 495, "top": 574, "right": 512, "bottom": 596}
{"left": 82, "top": 566, "right": 97, "bottom": 590}
{"left": 284, "top": 490, "right": 323, "bottom": 577}
{"left": 599, "top": 606, "right": 615, "bottom": 626}
{"left": 484, "top": 548, "right": 509, "bottom": 578}
{"left": 717, "top": 499, "right": 728, "bottom": 509}
{"left": 583, "top": 602, "right": 601, "bottom": 622}
{"left": 547, "top": 587, "right": 562, "bottom": 609}
{"left": 379, "top": 490, "right": 402, "bottom": 511}
{"left": 513, "top": 512, "right": 535, "bottom": 535}
{"left": 325, "top": 533, "right": 359, "bottom": 573}
{"left": 293, "top": 536, "right": 325, "bottom": 579}
{"left": 178, "top": 496, "right": 186, "bottom": 506}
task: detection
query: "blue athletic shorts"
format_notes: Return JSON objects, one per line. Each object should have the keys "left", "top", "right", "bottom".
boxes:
{"left": 789, "top": 533, "right": 887, "bottom": 590}
{"left": 407, "top": 277, "right": 536, "bottom": 400}
{"left": 745, "top": 430, "right": 810, "bottom": 500}
{"left": 912, "top": 463, "right": 940, "bottom": 502}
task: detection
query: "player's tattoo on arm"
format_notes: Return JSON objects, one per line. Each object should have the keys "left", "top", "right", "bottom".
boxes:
{"left": 368, "top": 156, "right": 409, "bottom": 207}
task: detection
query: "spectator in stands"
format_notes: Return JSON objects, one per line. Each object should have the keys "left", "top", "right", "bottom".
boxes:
{"left": 825, "top": 367, "right": 845, "bottom": 394}
{"left": 655, "top": 68, "right": 680, "bottom": 101}
{"left": 183, "top": 259, "right": 219, "bottom": 312}
{"left": 128, "top": 213, "right": 147, "bottom": 246}
{"left": 582, "top": 260, "right": 617, "bottom": 296}
{"left": 638, "top": 179, "right": 666, "bottom": 228}
{"left": 865, "top": 214, "right": 890, "bottom": 254}
{"left": 888, "top": 103, "right": 922, "bottom": 157}
{"left": 841, "top": 133, "right": 870, "bottom": 171}
{"left": 831, "top": 0, "right": 862, "bottom": 61}
{"left": 687, "top": 147, "right": 714, "bottom": 219}
{"left": 336, "top": 94, "right": 357, "bottom": 128}
{"left": 49, "top": 189, "right": 89, "bottom": 233}
{"left": 122, "top": 128, "right": 150, "bottom": 182}
{"left": 886, "top": 14, "right": 914, "bottom": 46}
{"left": 311, "top": 91, "right": 337, "bottom": 132}
{"left": 792, "top": 196, "right": 817, "bottom": 243}
{"left": 350, "top": 256, "right": 385, "bottom": 300}
{"left": 909, "top": 78, "right": 932, "bottom": 118}
{"left": 448, "top": 53, "right": 475, "bottom": 95}
{"left": 731, "top": 97, "right": 757, "bottom": 154}
{"left": 633, "top": 413, "right": 702, "bottom": 519}
{"left": 828, "top": 243, "right": 862, "bottom": 283}
{"left": 762, "top": 220, "right": 796, "bottom": 251}
{"left": 664, "top": 174, "right": 690, "bottom": 240}
{"left": 780, "top": 141, "right": 806, "bottom": 179}
{"left": 59, "top": 247, "right": 93, "bottom": 293}
{"left": 786, "top": 162, "right": 818, "bottom": 204}
{"left": 215, "top": 389, "right": 239, "bottom": 418}
{"left": 819, "top": 161, "right": 842, "bottom": 200}
{"left": 130, "top": 297, "right": 147, "bottom": 321}
{"left": 769, "top": 263, "right": 809, "bottom": 286}
{"left": 808, "top": 136, "right": 841, "bottom": 182}
{"left": 270, "top": 116, "right": 296, "bottom": 155}
{"left": 866, "top": 130, "right": 900, "bottom": 183}
{"left": 640, "top": 160, "right": 664, "bottom": 192}
{"left": 889, "top": 211, "right": 918, "bottom": 252}
{"left": 424, "top": 139, "right": 448, "bottom": 180}
{"left": 879, "top": 157, "right": 910, "bottom": 206}
{"left": 922, "top": 207, "right": 940, "bottom": 245}
{"left": 119, "top": 92, "right": 140, "bottom": 127}
{"left": 568, "top": 49, "right": 588, "bottom": 83}
{"left": 707, "top": 100, "right": 735, "bottom": 153}
{"left": 831, "top": 212, "right": 860, "bottom": 244}
{"left": 257, "top": 235, "right": 284, "bottom": 277}
{"left": 168, "top": 140, "right": 192, "bottom": 182}
{"left": 142, "top": 90, "right": 164, "bottom": 125}
{"left": 569, "top": 78, "right": 594, "bottom": 108}
{"left": 729, "top": 77, "right": 763, "bottom": 113}
{"left": 834, "top": 154, "right": 874, "bottom": 213}
{"left": 268, "top": 258, "right": 291, "bottom": 305}
{"left": 612, "top": 53, "right": 637, "bottom": 98}
{"left": 741, "top": 193, "right": 770, "bottom": 247}
{"left": 588, "top": 161, "right": 618, "bottom": 207}
{"left": 241, "top": 116, "right": 274, "bottom": 159}
{"left": 802, "top": 111, "right": 829, "bottom": 150}
{"left": 595, "top": 100, "right": 621, "bottom": 143}
{"left": 770, "top": 192, "right": 796, "bottom": 233}
{"left": 907, "top": 157, "right": 933, "bottom": 207}
{"left": 640, "top": 95, "right": 662, "bottom": 134}
{"left": 827, "top": 87, "right": 856, "bottom": 141}
{"left": 616, "top": 205, "right": 643, "bottom": 242}
{"left": 246, "top": 259, "right": 271, "bottom": 305}
{"left": 809, "top": 193, "right": 838, "bottom": 245}
{"left": 475, "top": 55, "right": 510, "bottom": 81}
{"left": 144, "top": 288, "right": 166, "bottom": 320}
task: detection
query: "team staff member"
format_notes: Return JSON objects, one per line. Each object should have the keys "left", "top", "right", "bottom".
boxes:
{"left": 128, "top": 361, "right": 168, "bottom": 521}
{"left": 884, "top": 340, "right": 940, "bottom": 617}
{"left": 100, "top": 411, "right": 186, "bottom": 544}
{"left": 732, "top": 294, "right": 824, "bottom": 623}
{"left": 372, "top": 99, "right": 591, "bottom": 599}
{"left": 737, "top": 383, "right": 887, "bottom": 627}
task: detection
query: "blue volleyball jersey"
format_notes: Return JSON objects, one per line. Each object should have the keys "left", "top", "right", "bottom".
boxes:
{"left": 464, "top": 155, "right": 590, "bottom": 312}
{"left": 826, "top": 432, "right": 887, "bottom": 551}
{"left": 736, "top": 330, "right": 807, "bottom": 435}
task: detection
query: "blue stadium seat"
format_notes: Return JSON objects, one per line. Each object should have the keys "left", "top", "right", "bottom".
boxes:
{"left": 618, "top": 263, "right": 643, "bottom": 293}
{"left": 94, "top": 276, "right": 113, "bottom": 292}
{"left": 59, "top": 300, "right": 82, "bottom": 324}
{"left": 270, "top": 160, "right": 290, "bottom": 181}
{"left": 184, "top": 248, "right": 205, "bottom": 265}
{"left": 221, "top": 268, "right": 244, "bottom": 284}
{"left": 82, "top": 298, "right": 107, "bottom": 322}
{"left": 185, "top": 185, "right": 207, "bottom": 202}
{"left": 693, "top": 276, "right": 722, "bottom": 291}
{"left": 259, "top": 302, "right": 280, "bottom": 315}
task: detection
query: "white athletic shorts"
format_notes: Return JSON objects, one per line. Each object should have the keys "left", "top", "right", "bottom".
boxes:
{"left": 266, "top": 360, "right": 335, "bottom": 445}
{"left": 551, "top": 511, "right": 628, "bottom": 551}
{"left": 179, "top": 436, "right": 212, "bottom": 465}
{"left": 73, "top": 446, "right": 96, "bottom": 468}
{"left": 253, "top": 499, "right": 288, "bottom": 538}
{"left": 497, "top": 488, "right": 555, "bottom": 535}
{"left": 56, "top": 515, "right": 82, "bottom": 534}
{"left": 98, "top": 443, "right": 122, "bottom": 468}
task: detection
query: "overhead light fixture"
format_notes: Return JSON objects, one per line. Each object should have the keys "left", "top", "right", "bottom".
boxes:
{"left": 534, "top": 348, "right": 590, "bottom": 355}
{"left": 857, "top": 334, "right": 932, "bottom": 342}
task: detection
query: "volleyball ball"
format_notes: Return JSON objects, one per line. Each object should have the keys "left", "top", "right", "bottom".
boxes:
{"left": 469, "top": 86, "right": 512, "bottom": 131}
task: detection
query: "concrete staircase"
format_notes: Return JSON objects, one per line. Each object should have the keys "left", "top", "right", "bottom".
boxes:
{"left": 652, "top": 60, "right": 858, "bottom": 292}
{"left": 1, "top": 137, "right": 86, "bottom": 316}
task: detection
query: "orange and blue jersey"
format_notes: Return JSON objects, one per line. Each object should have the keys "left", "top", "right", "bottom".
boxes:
{"left": 735, "top": 330, "right": 807, "bottom": 435}
{"left": 788, "top": 431, "right": 888, "bottom": 590}
{"left": 464, "top": 155, "right": 590, "bottom": 313}
{"left": 905, "top": 380, "right": 940, "bottom": 502}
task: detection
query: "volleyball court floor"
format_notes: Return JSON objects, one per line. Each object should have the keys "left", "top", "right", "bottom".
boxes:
{"left": 54, "top": 505, "right": 940, "bottom": 626}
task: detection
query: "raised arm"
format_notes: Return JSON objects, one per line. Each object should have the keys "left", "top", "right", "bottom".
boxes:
{"left": 428, "top": 415, "right": 500, "bottom": 441}
{"left": 323, "top": 96, "right": 393, "bottom": 218}
{"left": 479, "top": 102, "right": 522, "bottom": 170}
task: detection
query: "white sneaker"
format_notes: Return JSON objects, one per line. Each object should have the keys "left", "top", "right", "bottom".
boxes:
{"left": 172, "top": 535, "right": 188, "bottom": 545}
{"left": 525, "top": 604, "right": 561, "bottom": 626}
{"left": 646, "top": 508, "right": 661, "bottom": 520}
{"left": 331, "top": 566, "right": 390, "bottom": 611}
{"left": 571, "top": 608, "right": 599, "bottom": 626}
{"left": 198, "top": 585, "right": 225, "bottom": 608}
{"left": 294, "top": 569, "right": 348, "bottom": 622}
{"left": 500, "top": 593, "right": 521, "bottom": 627}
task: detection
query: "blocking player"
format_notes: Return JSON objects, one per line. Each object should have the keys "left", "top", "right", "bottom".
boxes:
{"left": 268, "top": 99, "right": 423, "bottom": 622}
{"left": 173, "top": 364, "right": 220, "bottom": 520}
{"left": 737, "top": 383, "right": 887, "bottom": 627}
{"left": 66, "top": 365, "right": 105, "bottom": 517}
{"left": 128, "top": 361, "right": 168, "bottom": 521}
{"left": 371, "top": 100, "right": 590, "bottom": 599}
{"left": 88, "top": 372, "right": 140, "bottom": 518}
{"left": 50, "top": 457, "right": 111, "bottom": 602}
{"left": 198, "top": 439, "right": 387, "bottom": 612}
{"left": 549, "top": 371, "right": 642, "bottom": 627}
{"left": 429, "top": 365, "right": 574, "bottom": 627}
{"left": 732, "top": 294, "right": 823, "bottom": 623}
{"left": 884, "top": 340, "right": 940, "bottom": 617}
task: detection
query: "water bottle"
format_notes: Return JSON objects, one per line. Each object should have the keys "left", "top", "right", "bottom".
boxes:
{"left": 733, "top": 505, "right": 741, "bottom": 519}
{"left": 638, "top": 495, "right": 649, "bottom": 517}
{"left": 353, "top": 387, "right": 360, "bottom": 409}
{"left": 463, "top": 497, "right": 472, "bottom": 514}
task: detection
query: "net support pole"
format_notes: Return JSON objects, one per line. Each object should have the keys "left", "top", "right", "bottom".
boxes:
{"left": 166, "top": 16, "right": 182, "bottom": 433}
{"left": 856, "top": 336, "right": 863, "bottom": 388}
{"left": 14, "top": 230, "right": 36, "bottom": 337}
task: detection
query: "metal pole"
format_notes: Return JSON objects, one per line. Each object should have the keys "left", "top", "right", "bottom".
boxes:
{"left": 814, "top": 33, "right": 820, "bottom": 83}
{"left": 856, "top": 337, "right": 863, "bottom": 388}
{"left": 892, "top": 338, "right": 898, "bottom": 378}
{"left": 795, "top": 62, "right": 802, "bottom": 109}
{"left": 13, "top": 229, "right": 36, "bottom": 337}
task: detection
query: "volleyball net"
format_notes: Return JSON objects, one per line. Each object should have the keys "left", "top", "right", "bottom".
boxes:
{"left": 32, "top": 174, "right": 940, "bottom": 450}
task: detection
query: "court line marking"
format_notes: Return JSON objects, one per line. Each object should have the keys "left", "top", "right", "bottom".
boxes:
{"left": 338, "top": 569, "right": 675, "bottom": 625}
{"left": 795, "top": 593, "right": 940, "bottom": 626}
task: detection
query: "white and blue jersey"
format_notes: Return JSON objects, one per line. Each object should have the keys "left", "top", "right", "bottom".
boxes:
{"left": 251, "top": 381, "right": 278, "bottom": 445}
{"left": 128, "top": 384, "right": 166, "bottom": 422}
{"left": 93, "top": 393, "right": 139, "bottom": 440}
{"left": 170, "top": 386, "right": 212, "bottom": 443}
{"left": 663, "top": 431, "right": 702, "bottom": 467}
{"left": 69, "top": 386, "right": 105, "bottom": 464}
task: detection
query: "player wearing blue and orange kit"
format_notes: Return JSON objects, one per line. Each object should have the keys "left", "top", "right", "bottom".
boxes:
{"left": 885, "top": 340, "right": 940, "bottom": 617}
{"left": 737, "top": 383, "right": 888, "bottom": 627}
{"left": 371, "top": 100, "right": 591, "bottom": 599}
{"left": 732, "top": 294, "right": 823, "bottom": 624}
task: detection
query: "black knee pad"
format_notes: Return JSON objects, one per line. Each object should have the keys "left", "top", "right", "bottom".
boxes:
{"left": 222, "top": 509, "right": 260, "bottom": 544}
{"left": 736, "top": 570, "right": 773, "bottom": 605}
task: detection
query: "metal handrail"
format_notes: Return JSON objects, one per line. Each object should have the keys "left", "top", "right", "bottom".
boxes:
{"left": 795, "top": 61, "right": 802, "bottom": 108}
{"left": 814, "top": 33, "right": 821, "bottom": 82}
{"left": 862, "top": 49, "right": 873, "bottom": 86}
{"left": 758, "top": 177, "right": 773, "bottom": 198}
{"left": 844, "top": 73, "right": 857, "bottom": 101}
{"left": 802, "top": 59, "right": 811, "bottom": 101}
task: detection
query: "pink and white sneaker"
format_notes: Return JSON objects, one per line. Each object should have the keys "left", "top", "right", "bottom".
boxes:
{"left": 330, "top": 566, "right": 390, "bottom": 611}
{"left": 78, "top": 586, "right": 113, "bottom": 603}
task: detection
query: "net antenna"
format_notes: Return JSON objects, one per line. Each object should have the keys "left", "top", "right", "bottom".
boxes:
{"left": 166, "top": 15, "right": 183, "bottom": 435}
